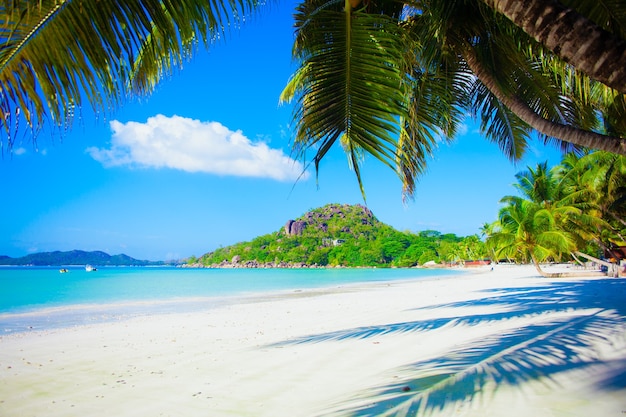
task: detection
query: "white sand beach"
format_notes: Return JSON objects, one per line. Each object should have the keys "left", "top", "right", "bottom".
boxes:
{"left": 1, "top": 265, "right": 625, "bottom": 417}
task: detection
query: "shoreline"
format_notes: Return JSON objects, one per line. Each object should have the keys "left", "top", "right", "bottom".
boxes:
{"left": 1, "top": 265, "right": 624, "bottom": 416}
{"left": 0, "top": 267, "right": 467, "bottom": 335}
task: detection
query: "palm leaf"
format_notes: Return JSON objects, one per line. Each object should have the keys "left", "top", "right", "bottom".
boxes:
{"left": 396, "top": 68, "right": 461, "bottom": 197}
{"left": 0, "top": 0, "right": 257, "bottom": 149}
{"left": 563, "top": 0, "right": 626, "bottom": 38}
{"left": 281, "top": 0, "right": 411, "bottom": 198}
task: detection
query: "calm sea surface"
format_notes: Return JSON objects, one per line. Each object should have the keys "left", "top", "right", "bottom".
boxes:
{"left": 0, "top": 266, "right": 459, "bottom": 334}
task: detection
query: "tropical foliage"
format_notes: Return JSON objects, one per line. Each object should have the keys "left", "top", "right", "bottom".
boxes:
{"left": 485, "top": 150, "right": 626, "bottom": 276}
{"left": 0, "top": 0, "right": 257, "bottom": 149}
{"left": 195, "top": 204, "right": 487, "bottom": 267}
{"left": 2, "top": 1, "right": 626, "bottom": 185}
{"left": 280, "top": 0, "right": 626, "bottom": 198}
{"left": 194, "top": 151, "right": 624, "bottom": 273}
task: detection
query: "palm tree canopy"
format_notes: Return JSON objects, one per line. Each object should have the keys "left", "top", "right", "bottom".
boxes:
{"left": 0, "top": 0, "right": 258, "bottom": 149}
{"left": 2, "top": 0, "right": 626, "bottom": 203}
{"left": 481, "top": 0, "right": 626, "bottom": 94}
{"left": 280, "top": 0, "right": 416, "bottom": 197}
{"left": 483, "top": 150, "right": 625, "bottom": 269}
{"left": 281, "top": 0, "right": 626, "bottom": 199}
{"left": 488, "top": 197, "right": 576, "bottom": 266}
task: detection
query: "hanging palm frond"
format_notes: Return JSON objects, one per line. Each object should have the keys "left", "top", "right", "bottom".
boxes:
{"left": 0, "top": 0, "right": 258, "bottom": 150}
{"left": 281, "top": 0, "right": 412, "bottom": 198}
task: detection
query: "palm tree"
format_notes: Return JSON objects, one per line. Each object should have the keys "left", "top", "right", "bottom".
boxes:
{"left": 280, "top": 0, "right": 626, "bottom": 198}
{"left": 487, "top": 197, "right": 576, "bottom": 276}
{"left": 2, "top": 0, "right": 626, "bottom": 184}
{"left": 511, "top": 161, "right": 559, "bottom": 206}
{"left": 497, "top": 157, "right": 609, "bottom": 267}
{"left": 506, "top": 160, "right": 592, "bottom": 233}
{"left": 0, "top": 0, "right": 258, "bottom": 150}
{"left": 483, "top": 152, "right": 625, "bottom": 275}
{"left": 566, "top": 151, "right": 626, "bottom": 260}
{"left": 480, "top": 0, "right": 626, "bottom": 94}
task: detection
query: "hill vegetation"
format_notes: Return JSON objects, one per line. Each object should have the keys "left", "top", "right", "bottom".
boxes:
{"left": 192, "top": 204, "right": 487, "bottom": 268}
{"left": 196, "top": 147, "right": 626, "bottom": 274}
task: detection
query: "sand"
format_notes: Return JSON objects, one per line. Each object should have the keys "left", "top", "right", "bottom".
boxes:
{"left": 1, "top": 265, "right": 625, "bottom": 417}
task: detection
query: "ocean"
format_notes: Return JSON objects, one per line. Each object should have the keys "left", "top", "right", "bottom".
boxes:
{"left": 0, "top": 266, "right": 460, "bottom": 334}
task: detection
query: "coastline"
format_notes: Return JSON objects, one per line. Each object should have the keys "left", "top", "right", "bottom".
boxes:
{"left": 1, "top": 265, "right": 625, "bottom": 416}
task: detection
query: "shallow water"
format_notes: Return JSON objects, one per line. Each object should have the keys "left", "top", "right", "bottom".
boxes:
{"left": 0, "top": 266, "right": 459, "bottom": 334}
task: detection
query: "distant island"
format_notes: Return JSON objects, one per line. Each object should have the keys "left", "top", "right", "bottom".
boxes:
{"left": 188, "top": 203, "right": 488, "bottom": 268}
{"left": 1, "top": 204, "right": 488, "bottom": 269}
{"left": 0, "top": 250, "right": 167, "bottom": 267}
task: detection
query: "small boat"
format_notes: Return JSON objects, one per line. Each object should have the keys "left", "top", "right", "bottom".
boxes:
{"left": 59, "top": 268, "right": 69, "bottom": 273}
{"left": 85, "top": 265, "right": 97, "bottom": 272}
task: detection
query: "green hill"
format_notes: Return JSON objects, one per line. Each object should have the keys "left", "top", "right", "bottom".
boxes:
{"left": 194, "top": 203, "right": 484, "bottom": 268}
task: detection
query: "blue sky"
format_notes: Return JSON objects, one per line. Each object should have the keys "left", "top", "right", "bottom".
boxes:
{"left": 0, "top": 0, "right": 564, "bottom": 261}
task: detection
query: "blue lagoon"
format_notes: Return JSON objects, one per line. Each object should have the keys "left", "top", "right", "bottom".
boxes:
{"left": 0, "top": 266, "right": 457, "bottom": 334}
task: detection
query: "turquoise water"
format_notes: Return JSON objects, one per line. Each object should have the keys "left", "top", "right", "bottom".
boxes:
{"left": 0, "top": 266, "right": 459, "bottom": 334}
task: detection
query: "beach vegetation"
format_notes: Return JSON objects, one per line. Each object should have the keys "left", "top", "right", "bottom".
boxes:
{"left": 195, "top": 203, "right": 484, "bottom": 268}
{"left": 193, "top": 151, "right": 623, "bottom": 271}
{"left": 485, "top": 150, "right": 626, "bottom": 276}
{"left": 2, "top": 1, "right": 625, "bottom": 203}
{"left": 0, "top": 0, "right": 259, "bottom": 148}
{"left": 486, "top": 197, "right": 577, "bottom": 275}
{"left": 280, "top": 0, "right": 626, "bottom": 199}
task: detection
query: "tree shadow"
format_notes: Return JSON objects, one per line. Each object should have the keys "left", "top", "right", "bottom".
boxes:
{"left": 267, "top": 278, "right": 626, "bottom": 416}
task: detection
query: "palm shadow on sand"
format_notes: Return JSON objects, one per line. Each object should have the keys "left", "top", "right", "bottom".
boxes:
{"left": 267, "top": 278, "right": 626, "bottom": 416}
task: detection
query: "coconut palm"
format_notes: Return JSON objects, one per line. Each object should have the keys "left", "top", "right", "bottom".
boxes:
{"left": 480, "top": 0, "right": 626, "bottom": 94}
{"left": 497, "top": 157, "right": 603, "bottom": 263}
{"left": 487, "top": 197, "right": 576, "bottom": 276}
{"left": 2, "top": 0, "right": 626, "bottom": 183}
{"left": 511, "top": 161, "right": 559, "bottom": 206}
{"left": 0, "top": 0, "right": 258, "bottom": 150}
{"left": 483, "top": 152, "right": 624, "bottom": 273}
{"left": 567, "top": 151, "right": 626, "bottom": 259}
{"left": 506, "top": 160, "right": 593, "bottom": 233}
{"left": 280, "top": 0, "right": 626, "bottom": 198}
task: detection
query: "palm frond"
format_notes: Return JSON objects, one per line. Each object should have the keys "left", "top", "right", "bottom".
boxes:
{"left": 396, "top": 67, "right": 464, "bottom": 197}
{"left": 600, "top": 92, "right": 626, "bottom": 137}
{"left": 0, "top": 0, "right": 257, "bottom": 149}
{"left": 281, "top": 0, "right": 412, "bottom": 198}
{"left": 562, "top": 0, "right": 626, "bottom": 38}
{"left": 467, "top": 77, "right": 531, "bottom": 161}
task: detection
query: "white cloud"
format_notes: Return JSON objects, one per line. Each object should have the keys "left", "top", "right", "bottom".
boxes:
{"left": 87, "top": 114, "right": 308, "bottom": 181}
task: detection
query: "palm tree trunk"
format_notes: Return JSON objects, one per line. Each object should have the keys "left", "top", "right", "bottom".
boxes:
{"left": 531, "top": 254, "right": 606, "bottom": 277}
{"left": 462, "top": 46, "right": 626, "bottom": 155}
{"left": 570, "top": 251, "right": 585, "bottom": 266}
{"left": 530, "top": 254, "right": 547, "bottom": 277}
{"left": 481, "top": 0, "right": 626, "bottom": 94}
{"left": 575, "top": 251, "right": 619, "bottom": 277}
